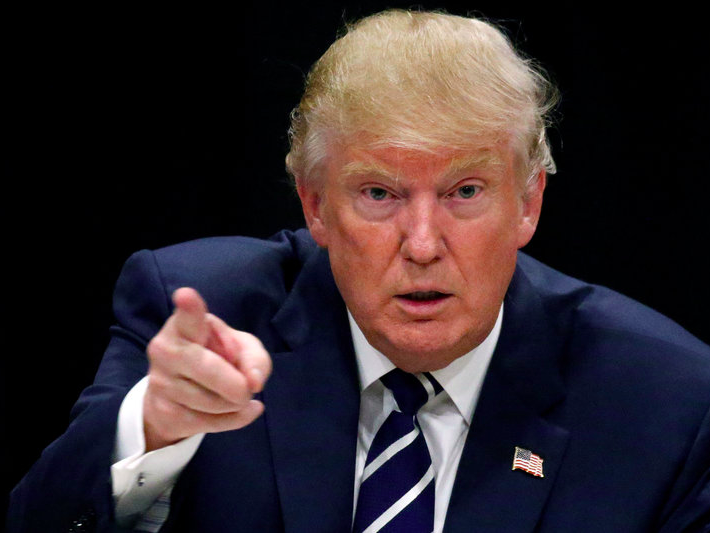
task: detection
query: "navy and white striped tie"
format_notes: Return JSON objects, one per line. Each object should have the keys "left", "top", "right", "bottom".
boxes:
{"left": 353, "top": 369, "right": 443, "bottom": 533}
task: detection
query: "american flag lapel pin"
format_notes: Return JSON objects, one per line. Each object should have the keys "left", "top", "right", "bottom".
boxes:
{"left": 512, "top": 446, "right": 544, "bottom": 478}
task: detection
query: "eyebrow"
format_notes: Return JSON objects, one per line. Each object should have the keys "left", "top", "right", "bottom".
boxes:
{"left": 447, "top": 151, "right": 504, "bottom": 173}
{"left": 340, "top": 160, "right": 397, "bottom": 180}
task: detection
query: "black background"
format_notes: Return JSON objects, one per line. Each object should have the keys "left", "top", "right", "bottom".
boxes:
{"left": 4, "top": 2, "right": 709, "bottom": 520}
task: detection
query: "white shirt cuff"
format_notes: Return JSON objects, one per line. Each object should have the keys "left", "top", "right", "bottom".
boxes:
{"left": 111, "top": 376, "right": 204, "bottom": 524}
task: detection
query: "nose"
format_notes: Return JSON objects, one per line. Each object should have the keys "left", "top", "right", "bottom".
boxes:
{"left": 399, "top": 197, "right": 444, "bottom": 265}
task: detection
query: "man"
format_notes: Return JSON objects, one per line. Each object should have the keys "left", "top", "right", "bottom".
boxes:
{"left": 9, "top": 9, "right": 710, "bottom": 532}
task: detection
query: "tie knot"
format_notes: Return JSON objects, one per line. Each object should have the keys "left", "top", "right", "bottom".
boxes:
{"left": 380, "top": 369, "right": 443, "bottom": 415}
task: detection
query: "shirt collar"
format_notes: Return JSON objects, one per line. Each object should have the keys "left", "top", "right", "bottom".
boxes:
{"left": 348, "top": 305, "right": 503, "bottom": 424}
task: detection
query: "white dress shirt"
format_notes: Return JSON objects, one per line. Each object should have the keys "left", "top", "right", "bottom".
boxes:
{"left": 350, "top": 307, "right": 502, "bottom": 532}
{"left": 111, "top": 305, "right": 503, "bottom": 531}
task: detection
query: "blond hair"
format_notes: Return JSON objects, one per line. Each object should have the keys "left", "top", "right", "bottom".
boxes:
{"left": 286, "top": 9, "right": 558, "bottom": 187}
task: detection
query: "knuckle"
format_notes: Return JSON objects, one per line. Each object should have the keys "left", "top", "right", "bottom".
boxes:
{"left": 147, "top": 335, "right": 170, "bottom": 360}
{"left": 148, "top": 373, "right": 170, "bottom": 395}
{"left": 182, "top": 343, "right": 207, "bottom": 373}
{"left": 224, "top": 383, "right": 251, "bottom": 406}
{"left": 195, "top": 352, "right": 225, "bottom": 383}
{"left": 242, "top": 331, "right": 265, "bottom": 349}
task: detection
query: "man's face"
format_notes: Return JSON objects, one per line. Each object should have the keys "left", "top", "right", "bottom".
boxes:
{"left": 298, "top": 141, "right": 544, "bottom": 372}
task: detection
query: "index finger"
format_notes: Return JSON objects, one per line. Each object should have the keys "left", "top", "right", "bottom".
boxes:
{"left": 171, "top": 287, "right": 209, "bottom": 345}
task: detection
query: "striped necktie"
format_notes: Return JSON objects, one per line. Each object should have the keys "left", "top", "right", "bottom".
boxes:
{"left": 353, "top": 369, "right": 443, "bottom": 533}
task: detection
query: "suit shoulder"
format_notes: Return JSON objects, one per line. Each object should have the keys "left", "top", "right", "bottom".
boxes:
{"left": 152, "top": 229, "right": 317, "bottom": 274}
{"left": 517, "top": 252, "right": 710, "bottom": 362}
{"left": 518, "top": 253, "right": 710, "bottom": 444}
{"left": 123, "top": 229, "right": 319, "bottom": 331}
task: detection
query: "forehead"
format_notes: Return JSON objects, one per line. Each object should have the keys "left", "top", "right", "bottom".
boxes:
{"left": 326, "top": 142, "right": 518, "bottom": 189}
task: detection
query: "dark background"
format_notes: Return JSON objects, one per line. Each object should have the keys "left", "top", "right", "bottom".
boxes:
{"left": 4, "top": 2, "right": 709, "bottom": 521}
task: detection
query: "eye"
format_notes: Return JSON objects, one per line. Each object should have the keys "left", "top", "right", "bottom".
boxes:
{"left": 366, "top": 187, "right": 390, "bottom": 201}
{"left": 455, "top": 185, "right": 479, "bottom": 199}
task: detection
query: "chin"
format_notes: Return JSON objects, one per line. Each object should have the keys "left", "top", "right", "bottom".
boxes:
{"left": 372, "top": 318, "right": 493, "bottom": 371}
{"left": 379, "top": 335, "right": 470, "bottom": 373}
{"left": 385, "top": 350, "right": 458, "bottom": 373}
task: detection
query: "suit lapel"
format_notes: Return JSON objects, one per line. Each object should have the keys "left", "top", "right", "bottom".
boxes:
{"left": 265, "top": 247, "right": 360, "bottom": 533}
{"left": 444, "top": 261, "right": 571, "bottom": 533}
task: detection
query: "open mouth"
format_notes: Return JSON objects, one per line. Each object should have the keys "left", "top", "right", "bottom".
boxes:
{"left": 397, "top": 291, "right": 451, "bottom": 302}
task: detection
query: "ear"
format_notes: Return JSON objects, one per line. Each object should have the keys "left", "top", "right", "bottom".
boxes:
{"left": 296, "top": 177, "right": 329, "bottom": 247}
{"left": 516, "top": 169, "right": 546, "bottom": 249}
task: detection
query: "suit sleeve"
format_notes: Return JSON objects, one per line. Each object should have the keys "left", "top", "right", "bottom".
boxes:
{"left": 7, "top": 250, "right": 173, "bottom": 533}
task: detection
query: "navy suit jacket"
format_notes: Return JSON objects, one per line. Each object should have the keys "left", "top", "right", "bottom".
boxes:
{"left": 9, "top": 229, "right": 710, "bottom": 532}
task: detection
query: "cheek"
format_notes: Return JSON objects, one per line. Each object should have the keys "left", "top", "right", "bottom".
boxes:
{"left": 452, "top": 212, "right": 520, "bottom": 288}
{"left": 326, "top": 218, "right": 401, "bottom": 302}
{"left": 329, "top": 208, "right": 398, "bottom": 258}
{"left": 484, "top": 225, "right": 520, "bottom": 294}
